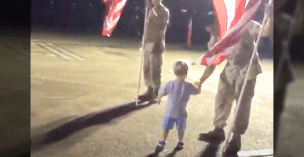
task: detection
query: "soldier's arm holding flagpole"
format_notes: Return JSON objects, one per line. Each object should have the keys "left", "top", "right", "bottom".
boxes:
{"left": 196, "top": 21, "right": 219, "bottom": 88}
{"left": 196, "top": 14, "right": 226, "bottom": 88}
{"left": 261, "top": 3, "right": 274, "bottom": 37}
{"left": 147, "top": 0, "right": 169, "bottom": 30}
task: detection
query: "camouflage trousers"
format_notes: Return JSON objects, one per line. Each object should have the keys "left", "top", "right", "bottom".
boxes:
{"left": 214, "top": 72, "right": 256, "bottom": 134}
{"left": 143, "top": 44, "right": 163, "bottom": 89}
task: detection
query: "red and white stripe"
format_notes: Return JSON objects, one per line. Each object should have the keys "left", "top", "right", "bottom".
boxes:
{"left": 102, "top": 0, "right": 127, "bottom": 37}
{"left": 200, "top": 0, "right": 262, "bottom": 66}
{"left": 216, "top": 0, "right": 249, "bottom": 40}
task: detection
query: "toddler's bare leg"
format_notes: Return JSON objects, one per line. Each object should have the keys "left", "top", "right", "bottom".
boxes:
{"left": 162, "top": 129, "right": 170, "bottom": 141}
{"left": 178, "top": 130, "right": 184, "bottom": 142}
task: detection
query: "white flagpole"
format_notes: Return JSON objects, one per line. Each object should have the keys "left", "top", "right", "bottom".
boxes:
{"left": 136, "top": 0, "right": 149, "bottom": 106}
{"left": 223, "top": 0, "right": 273, "bottom": 153}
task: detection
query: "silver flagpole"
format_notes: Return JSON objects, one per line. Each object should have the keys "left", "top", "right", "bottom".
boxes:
{"left": 223, "top": 0, "right": 273, "bottom": 153}
{"left": 136, "top": 0, "right": 149, "bottom": 106}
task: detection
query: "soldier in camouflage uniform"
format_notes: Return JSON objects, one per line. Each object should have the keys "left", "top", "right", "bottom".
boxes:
{"left": 197, "top": 3, "right": 273, "bottom": 154}
{"left": 137, "top": 0, "right": 170, "bottom": 102}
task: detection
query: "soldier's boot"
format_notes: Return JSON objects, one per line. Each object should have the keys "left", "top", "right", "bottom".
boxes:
{"left": 198, "top": 127, "right": 225, "bottom": 143}
{"left": 137, "top": 86, "right": 153, "bottom": 102}
{"left": 223, "top": 133, "right": 241, "bottom": 155}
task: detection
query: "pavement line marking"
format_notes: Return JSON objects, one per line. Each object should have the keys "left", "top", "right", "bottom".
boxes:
{"left": 168, "top": 70, "right": 264, "bottom": 103}
{"left": 36, "top": 42, "right": 73, "bottom": 61}
{"left": 31, "top": 41, "right": 38, "bottom": 45}
{"left": 38, "top": 97, "right": 70, "bottom": 99}
{"left": 50, "top": 44, "right": 85, "bottom": 61}
{"left": 31, "top": 53, "right": 43, "bottom": 55}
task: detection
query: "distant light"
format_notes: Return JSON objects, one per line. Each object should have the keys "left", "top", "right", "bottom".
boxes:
{"left": 90, "top": 3, "right": 92, "bottom": 6}
{"left": 50, "top": 1, "right": 53, "bottom": 5}
{"left": 208, "top": 12, "right": 213, "bottom": 15}
{"left": 181, "top": 9, "right": 187, "bottom": 13}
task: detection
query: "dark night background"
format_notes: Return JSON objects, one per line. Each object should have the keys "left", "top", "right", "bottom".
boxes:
{"left": 30, "top": 0, "right": 268, "bottom": 47}
{"left": 30, "top": 0, "right": 217, "bottom": 47}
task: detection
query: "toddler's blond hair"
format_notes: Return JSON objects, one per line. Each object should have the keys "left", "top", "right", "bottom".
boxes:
{"left": 173, "top": 60, "right": 189, "bottom": 76}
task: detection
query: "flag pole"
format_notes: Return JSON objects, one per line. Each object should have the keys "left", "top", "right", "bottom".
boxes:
{"left": 136, "top": 0, "right": 149, "bottom": 106}
{"left": 187, "top": 17, "right": 193, "bottom": 48}
{"left": 222, "top": 0, "right": 273, "bottom": 153}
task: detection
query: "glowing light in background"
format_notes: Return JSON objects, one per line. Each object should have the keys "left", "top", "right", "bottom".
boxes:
{"left": 181, "top": 9, "right": 187, "bottom": 13}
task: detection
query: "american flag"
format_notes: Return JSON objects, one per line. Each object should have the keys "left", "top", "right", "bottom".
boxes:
{"left": 200, "top": 0, "right": 262, "bottom": 66}
{"left": 102, "top": 0, "right": 127, "bottom": 37}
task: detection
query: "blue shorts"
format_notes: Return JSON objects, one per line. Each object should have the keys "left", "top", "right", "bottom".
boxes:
{"left": 161, "top": 117, "right": 186, "bottom": 131}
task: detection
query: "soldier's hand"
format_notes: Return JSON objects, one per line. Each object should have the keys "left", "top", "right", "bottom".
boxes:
{"left": 194, "top": 81, "right": 202, "bottom": 87}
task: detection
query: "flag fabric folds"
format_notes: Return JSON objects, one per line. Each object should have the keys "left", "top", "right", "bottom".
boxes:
{"left": 200, "top": 0, "right": 262, "bottom": 66}
{"left": 102, "top": 0, "right": 127, "bottom": 37}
